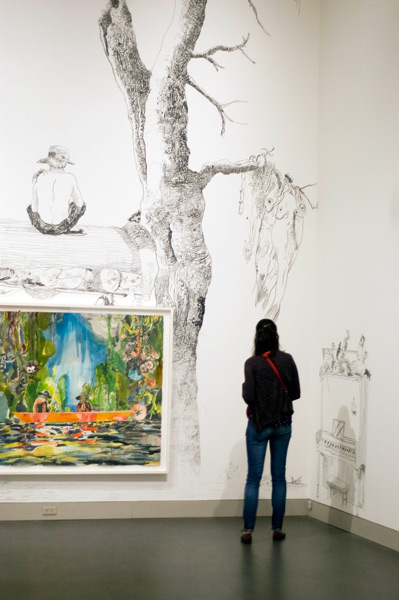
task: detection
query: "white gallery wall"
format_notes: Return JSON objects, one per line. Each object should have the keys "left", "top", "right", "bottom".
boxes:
{"left": 5, "top": 0, "right": 399, "bottom": 539}
{"left": 310, "top": 0, "right": 399, "bottom": 533}
{"left": 0, "top": 0, "right": 318, "bottom": 507}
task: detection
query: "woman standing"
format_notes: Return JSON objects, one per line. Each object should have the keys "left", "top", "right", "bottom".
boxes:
{"left": 241, "top": 319, "right": 300, "bottom": 544}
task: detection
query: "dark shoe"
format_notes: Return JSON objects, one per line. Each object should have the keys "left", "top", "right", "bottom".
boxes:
{"left": 272, "top": 530, "right": 286, "bottom": 541}
{"left": 241, "top": 531, "right": 252, "bottom": 544}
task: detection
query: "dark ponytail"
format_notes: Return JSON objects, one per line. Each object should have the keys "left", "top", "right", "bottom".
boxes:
{"left": 254, "top": 319, "right": 279, "bottom": 355}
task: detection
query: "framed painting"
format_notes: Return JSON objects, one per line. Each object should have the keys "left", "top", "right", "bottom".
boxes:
{"left": 0, "top": 306, "right": 172, "bottom": 474}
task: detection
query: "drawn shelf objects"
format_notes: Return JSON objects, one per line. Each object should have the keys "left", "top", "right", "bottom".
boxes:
{"left": 0, "top": 307, "right": 171, "bottom": 473}
{"left": 316, "top": 331, "right": 370, "bottom": 515}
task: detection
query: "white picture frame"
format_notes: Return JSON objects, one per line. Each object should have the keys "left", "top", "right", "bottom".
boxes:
{"left": 0, "top": 305, "right": 172, "bottom": 475}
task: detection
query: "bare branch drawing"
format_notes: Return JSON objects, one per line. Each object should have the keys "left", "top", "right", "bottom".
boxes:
{"left": 192, "top": 34, "right": 255, "bottom": 70}
{"left": 187, "top": 76, "right": 247, "bottom": 135}
{"left": 198, "top": 157, "right": 259, "bottom": 189}
{"left": 247, "top": 0, "right": 270, "bottom": 36}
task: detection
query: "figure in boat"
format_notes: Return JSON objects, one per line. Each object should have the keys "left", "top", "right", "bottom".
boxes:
{"left": 32, "top": 389, "right": 51, "bottom": 413}
{"left": 76, "top": 392, "right": 93, "bottom": 413}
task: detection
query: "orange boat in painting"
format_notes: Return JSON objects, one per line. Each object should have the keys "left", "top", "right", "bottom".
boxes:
{"left": 13, "top": 405, "right": 147, "bottom": 424}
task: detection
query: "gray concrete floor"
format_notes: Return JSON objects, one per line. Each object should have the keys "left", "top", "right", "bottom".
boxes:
{"left": 0, "top": 516, "right": 398, "bottom": 600}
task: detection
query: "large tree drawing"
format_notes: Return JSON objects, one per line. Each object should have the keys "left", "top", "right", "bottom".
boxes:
{"left": 99, "top": 0, "right": 313, "bottom": 466}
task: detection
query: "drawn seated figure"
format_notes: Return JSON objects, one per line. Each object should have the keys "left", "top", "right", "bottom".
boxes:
{"left": 27, "top": 145, "right": 86, "bottom": 235}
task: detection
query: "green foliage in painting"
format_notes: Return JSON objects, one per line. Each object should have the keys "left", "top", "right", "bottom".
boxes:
{"left": 119, "top": 315, "right": 163, "bottom": 417}
{"left": 0, "top": 312, "right": 59, "bottom": 412}
{"left": 0, "top": 311, "right": 164, "bottom": 420}
{"left": 87, "top": 314, "right": 163, "bottom": 416}
{"left": 42, "top": 340, "right": 56, "bottom": 360}
{"left": 57, "top": 374, "right": 67, "bottom": 410}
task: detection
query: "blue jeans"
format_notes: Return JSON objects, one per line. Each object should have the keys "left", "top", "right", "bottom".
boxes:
{"left": 243, "top": 419, "right": 292, "bottom": 531}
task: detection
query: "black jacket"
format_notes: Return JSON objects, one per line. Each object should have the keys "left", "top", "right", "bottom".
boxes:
{"left": 242, "top": 350, "right": 300, "bottom": 429}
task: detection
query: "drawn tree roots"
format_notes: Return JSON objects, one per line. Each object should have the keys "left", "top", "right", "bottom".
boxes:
{"left": 99, "top": 0, "right": 313, "bottom": 467}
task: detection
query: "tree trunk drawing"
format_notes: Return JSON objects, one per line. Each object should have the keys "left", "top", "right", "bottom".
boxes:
{"left": 99, "top": 0, "right": 313, "bottom": 468}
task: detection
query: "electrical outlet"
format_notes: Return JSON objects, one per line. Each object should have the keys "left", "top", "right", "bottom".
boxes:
{"left": 42, "top": 505, "right": 57, "bottom": 516}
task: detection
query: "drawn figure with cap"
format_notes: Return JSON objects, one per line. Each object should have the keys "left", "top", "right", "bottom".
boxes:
{"left": 27, "top": 145, "right": 86, "bottom": 235}
{"left": 32, "top": 390, "right": 51, "bottom": 413}
{"left": 76, "top": 393, "right": 93, "bottom": 412}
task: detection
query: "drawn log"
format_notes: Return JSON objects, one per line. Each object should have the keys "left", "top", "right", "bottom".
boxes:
{"left": 0, "top": 219, "right": 146, "bottom": 300}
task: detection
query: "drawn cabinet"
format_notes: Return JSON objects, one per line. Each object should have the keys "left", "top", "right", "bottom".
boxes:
{"left": 316, "top": 373, "right": 368, "bottom": 515}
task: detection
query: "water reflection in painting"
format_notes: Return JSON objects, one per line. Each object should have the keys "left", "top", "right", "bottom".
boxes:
{"left": 0, "top": 419, "right": 161, "bottom": 467}
{"left": 0, "top": 309, "right": 169, "bottom": 470}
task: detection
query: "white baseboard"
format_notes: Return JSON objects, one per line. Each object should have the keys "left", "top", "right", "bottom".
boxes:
{"left": 0, "top": 498, "right": 306, "bottom": 521}
{"left": 0, "top": 499, "right": 398, "bottom": 552}
{"left": 308, "top": 500, "right": 399, "bottom": 552}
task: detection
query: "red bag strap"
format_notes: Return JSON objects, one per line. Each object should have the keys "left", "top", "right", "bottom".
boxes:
{"left": 262, "top": 351, "right": 288, "bottom": 392}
